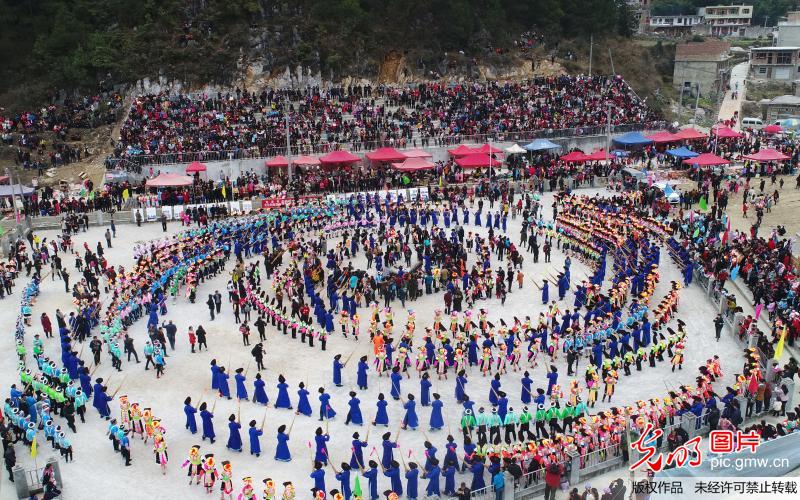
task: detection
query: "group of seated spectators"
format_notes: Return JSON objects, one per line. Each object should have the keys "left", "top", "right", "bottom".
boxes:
{"left": 107, "top": 76, "right": 661, "bottom": 164}
{"left": 1, "top": 91, "right": 124, "bottom": 170}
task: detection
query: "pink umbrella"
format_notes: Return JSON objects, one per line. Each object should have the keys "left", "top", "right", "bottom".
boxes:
{"left": 265, "top": 156, "right": 290, "bottom": 168}
{"left": 472, "top": 143, "right": 504, "bottom": 155}
{"left": 402, "top": 149, "right": 433, "bottom": 158}
{"left": 763, "top": 124, "right": 783, "bottom": 134}
{"left": 560, "top": 151, "right": 587, "bottom": 163}
{"left": 365, "top": 147, "right": 407, "bottom": 162}
{"left": 186, "top": 161, "right": 207, "bottom": 173}
{"left": 741, "top": 149, "right": 790, "bottom": 162}
{"left": 455, "top": 153, "right": 498, "bottom": 168}
{"left": 682, "top": 153, "right": 730, "bottom": 166}
{"left": 447, "top": 145, "right": 477, "bottom": 157}
{"left": 711, "top": 126, "right": 744, "bottom": 138}
{"left": 584, "top": 149, "right": 611, "bottom": 161}
{"left": 391, "top": 157, "right": 436, "bottom": 171}
{"left": 674, "top": 128, "right": 708, "bottom": 140}
{"left": 319, "top": 150, "right": 361, "bottom": 165}
{"left": 293, "top": 155, "right": 321, "bottom": 166}
{"left": 645, "top": 131, "right": 681, "bottom": 143}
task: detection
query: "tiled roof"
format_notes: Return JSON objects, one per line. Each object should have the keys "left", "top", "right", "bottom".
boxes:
{"left": 675, "top": 41, "right": 731, "bottom": 61}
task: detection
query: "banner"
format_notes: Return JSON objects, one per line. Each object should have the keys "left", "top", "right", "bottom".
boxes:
{"left": 145, "top": 207, "right": 158, "bottom": 222}
{"left": 161, "top": 206, "right": 173, "bottom": 220}
{"left": 242, "top": 200, "right": 253, "bottom": 213}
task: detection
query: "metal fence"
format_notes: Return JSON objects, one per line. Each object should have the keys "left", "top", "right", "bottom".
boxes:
{"left": 107, "top": 121, "right": 668, "bottom": 168}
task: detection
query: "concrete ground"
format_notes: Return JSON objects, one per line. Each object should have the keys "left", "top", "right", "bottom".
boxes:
{"left": 0, "top": 186, "right": 753, "bottom": 499}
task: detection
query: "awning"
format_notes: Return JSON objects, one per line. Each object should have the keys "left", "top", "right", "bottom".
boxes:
{"left": 447, "top": 145, "right": 477, "bottom": 157}
{"left": 524, "top": 139, "right": 562, "bottom": 151}
{"left": 763, "top": 124, "right": 783, "bottom": 134}
{"left": 682, "top": 153, "right": 730, "bottom": 166}
{"left": 674, "top": 128, "right": 708, "bottom": 140}
{"left": 365, "top": 147, "right": 407, "bottom": 162}
{"left": 666, "top": 147, "right": 699, "bottom": 159}
{"left": 505, "top": 144, "right": 528, "bottom": 155}
{"left": 711, "top": 126, "right": 744, "bottom": 138}
{"left": 391, "top": 157, "right": 436, "bottom": 171}
{"left": 145, "top": 173, "right": 194, "bottom": 187}
{"left": 185, "top": 161, "right": 207, "bottom": 173}
{"left": 293, "top": 155, "right": 321, "bottom": 166}
{"left": 455, "top": 153, "right": 498, "bottom": 168}
{"left": 265, "top": 156, "right": 290, "bottom": 168}
{"left": 646, "top": 131, "right": 682, "bottom": 143}
{"left": 560, "top": 151, "right": 587, "bottom": 163}
{"left": 584, "top": 149, "right": 611, "bottom": 161}
{"left": 472, "top": 143, "right": 504, "bottom": 155}
{"left": 402, "top": 149, "right": 433, "bottom": 158}
{"left": 613, "top": 131, "right": 653, "bottom": 146}
{"left": 0, "top": 184, "right": 35, "bottom": 197}
{"left": 741, "top": 148, "right": 791, "bottom": 162}
{"left": 319, "top": 150, "right": 361, "bottom": 165}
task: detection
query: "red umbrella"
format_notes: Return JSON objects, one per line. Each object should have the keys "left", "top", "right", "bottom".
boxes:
{"left": 293, "top": 155, "right": 320, "bottom": 166}
{"left": 186, "top": 161, "right": 207, "bottom": 173}
{"left": 741, "top": 148, "right": 790, "bottom": 162}
{"left": 447, "top": 145, "right": 477, "bottom": 157}
{"left": 763, "top": 124, "right": 783, "bottom": 134}
{"left": 319, "top": 150, "right": 361, "bottom": 165}
{"left": 365, "top": 147, "right": 407, "bottom": 162}
{"left": 560, "top": 151, "right": 587, "bottom": 163}
{"left": 674, "top": 128, "right": 708, "bottom": 140}
{"left": 455, "top": 153, "right": 498, "bottom": 168}
{"left": 265, "top": 156, "right": 289, "bottom": 168}
{"left": 391, "top": 157, "right": 435, "bottom": 171}
{"left": 682, "top": 153, "right": 730, "bottom": 166}
{"left": 711, "top": 126, "right": 744, "bottom": 138}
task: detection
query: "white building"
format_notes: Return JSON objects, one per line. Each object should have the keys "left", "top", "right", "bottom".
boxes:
{"left": 648, "top": 15, "right": 703, "bottom": 36}
{"left": 698, "top": 4, "right": 754, "bottom": 37}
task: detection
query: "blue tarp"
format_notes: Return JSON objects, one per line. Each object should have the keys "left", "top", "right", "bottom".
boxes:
{"left": 523, "top": 139, "right": 562, "bottom": 151}
{"left": 612, "top": 131, "right": 653, "bottom": 146}
{"left": 666, "top": 147, "right": 699, "bottom": 159}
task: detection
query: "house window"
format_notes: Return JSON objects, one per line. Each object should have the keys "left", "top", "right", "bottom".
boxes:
{"left": 755, "top": 52, "right": 766, "bottom": 60}
{"left": 777, "top": 52, "right": 791, "bottom": 65}
{"left": 758, "top": 67, "right": 767, "bottom": 74}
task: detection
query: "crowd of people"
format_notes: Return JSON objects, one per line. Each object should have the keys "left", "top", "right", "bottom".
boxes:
{"left": 107, "top": 77, "right": 661, "bottom": 165}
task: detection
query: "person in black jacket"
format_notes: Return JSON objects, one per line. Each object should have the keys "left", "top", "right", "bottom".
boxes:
{"left": 3, "top": 444, "right": 15, "bottom": 482}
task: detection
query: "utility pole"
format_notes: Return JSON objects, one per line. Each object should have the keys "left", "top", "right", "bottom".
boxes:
{"left": 589, "top": 34, "right": 594, "bottom": 77}
{"left": 608, "top": 48, "right": 615, "bottom": 76}
{"left": 284, "top": 95, "right": 293, "bottom": 183}
{"left": 693, "top": 83, "right": 701, "bottom": 124}
{"left": 606, "top": 102, "right": 612, "bottom": 156}
{"left": 678, "top": 84, "right": 686, "bottom": 125}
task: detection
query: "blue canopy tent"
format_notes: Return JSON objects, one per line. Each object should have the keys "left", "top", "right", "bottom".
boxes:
{"left": 523, "top": 139, "right": 562, "bottom": 151}
{"left": 612, "top": 132, "right": 653, "bottom": 147}
{"left": 0, "top": 184, "right": 35, "bottom": 197}
{"left": 666, "top": 147, "right": 699, "bottom": 159}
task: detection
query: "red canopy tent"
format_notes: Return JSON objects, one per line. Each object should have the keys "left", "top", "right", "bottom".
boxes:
{"left": 391, "top": 157, "right": 436, "bottom": 171}
{"left": 448, "top": 145, "right": 477, "bottom": 157}
{"left": 293, "top": 155, "right": 321, "bottom": 166}
{"left": 560, "top": 151, "right": 587, "bottom": 163}
{"left": 403, "top": 149, "right": 433, "bottom": 158}
{"left": 763, "top": 124, "right": 783, "bottom": 134}
{"left": 186, "top": 161, "right": 207, "bottom": 173}
{"left": 682, "top": 153, "right": 730, "bottom": 166}
{"left": 146, "top": 173, "right": 194, "bottom": 187}
{"left": 365, "top": 147, "right": 407, "bottom": 162}
{"left": 319, "top": 150, "right": 361, "bottom": 165}
{"left": 584, "top": 149, "right": 611, "bottom": 161}
{"left": 741, "top": 148, "right": 791, "bottom": 162}
{"left": 472, "top": 143, "right": 504, "bottom": 155}
{"left": 645, "top": 131, "right": 681, "bottom": 143}
{"left": 674, "top": 128, "right": 708, "bottom": 140}
{"left": 711, "top": 126, "right": 744, "bottom": 138}
{"left": 455, "top": 153, "right": 498, "bottom": 168}
{"left": 265, "top": 156, "right": 290, "bottom": 168}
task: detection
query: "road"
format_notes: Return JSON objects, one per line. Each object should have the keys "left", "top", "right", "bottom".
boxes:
{"left": 718, "top": 61, "right": 749, "bottom": 129}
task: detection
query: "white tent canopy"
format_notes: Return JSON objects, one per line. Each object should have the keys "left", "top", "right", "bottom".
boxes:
{"left": 505, "top": 144, "right": 527, "bottom": 155}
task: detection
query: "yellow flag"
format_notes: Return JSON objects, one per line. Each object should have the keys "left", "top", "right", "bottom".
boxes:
{"left": 122, "top": 189, "right": 129, "bottom": 200}
{"left": 774, "top": 326, "right": 787, "bottom": 360}
{"left": 222, "top": 186, "right": 227, "bottom": 199}
{"left": 31, "top": 436, "right": 37, "bottom": 458}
